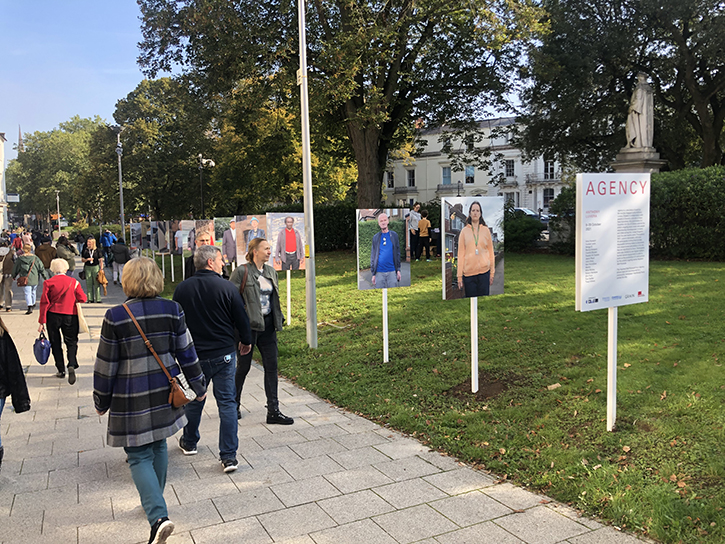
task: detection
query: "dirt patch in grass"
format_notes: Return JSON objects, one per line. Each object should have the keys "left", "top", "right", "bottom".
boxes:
{"left": 446, "top": 372, "right": 526, "bottom": 401}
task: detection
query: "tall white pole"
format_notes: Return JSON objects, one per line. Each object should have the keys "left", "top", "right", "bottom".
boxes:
{"left": 287, "top": 269, "right": 292, "bottom": 325}
{"left": 55, "top": 190, "right": 60, "bottom": 235}
{"left": 170, "top": 252, "right": 175, "bottom": 282}
{"left": 471, "top": 297, "right": 479, "bottom": 392}
{"left": 298, "top": 0, "right": 318, "bottom": 348}
{"left": 607, "top": 307, "right": 618, "bottom": 431}
{"left": 382, "top": 288, "right": 389, "bottom": 362}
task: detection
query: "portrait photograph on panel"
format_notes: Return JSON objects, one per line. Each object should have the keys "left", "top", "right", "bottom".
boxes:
{"left": 180, "top": 220, "right": 196, "bottom": 253}
{"left": 234, "top": 215, "right": 268, "bottom": 265}
{"left": 156, "top": 220, "right": 169, "bottom": 253}
{"left": 140, "top": 221, "right": 151, "bottom": 250}
{"left": 170, "top": 220, "right": 183, "bottom": 255}
{"left": 442, "top": 197, "right": 504, "bottom": 300}
{"left": 357, "top": 208, "right": 411, "bottom": 290}
{"left": 130, "top": 223, "right": 142, "bottom": 252}
{"left": 215, "top": 217, "right": 236, "bottom": 265}
{"left": 267, "top": 213, "right": 306, "bottom": 271}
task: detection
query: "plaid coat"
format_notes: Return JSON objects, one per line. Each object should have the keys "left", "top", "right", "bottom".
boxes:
{"left": 94, "top": 297, "right": 207, "bottom": 447}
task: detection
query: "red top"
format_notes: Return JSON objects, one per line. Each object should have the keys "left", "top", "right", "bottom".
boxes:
{"left": 285, "top": 229, "right": 297, "bottom": 252}
{"left": 39, "top": 274, "right": 88, "bottom": 324}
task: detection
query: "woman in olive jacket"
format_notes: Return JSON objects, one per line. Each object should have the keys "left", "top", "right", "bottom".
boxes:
{"left": 0, "top": 316, "right": 31, "bottom": 471}
{"left": 12, "top": 244, "right": 47, "bottom": 314}
{"left": 229, "top": 238, "right": 292, "bottom": 425}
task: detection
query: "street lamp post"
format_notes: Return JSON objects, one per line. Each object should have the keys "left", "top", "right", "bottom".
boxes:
{"left": 55, "top": 190, "right": 60, "bottom": 235}
{"left": 110, "top": 126, "right": 126, "bottom": 241}
{"left": 197, "top": 154, "right": 215, "bottom": 218}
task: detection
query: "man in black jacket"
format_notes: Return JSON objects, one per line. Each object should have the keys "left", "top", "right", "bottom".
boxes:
{"left": 173, "top": 245, "right": 251, "bottom": 473}
{"left": 0, "top": 317, "right": 31, "bottom": 471}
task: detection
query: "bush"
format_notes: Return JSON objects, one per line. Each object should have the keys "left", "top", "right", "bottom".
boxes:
{"left": 548, "top": 185, "right": 576, "bottom": 255}
{"left": 503, "top": 202, "right": 545, "bottom": 252}
{"left": 650, "top": 166, "right": 725, "bottom": 260}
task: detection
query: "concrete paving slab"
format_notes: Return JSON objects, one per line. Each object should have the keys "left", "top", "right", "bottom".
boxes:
{"left": 373, "top": 503, "right": 459, "bottom": 543}
{"left": 372, "top": 478, "right": 448, "bottom": 509}
{"left": 329, "top": 445, "right": 392, "bottom": 470}
{"left": 424, "top": 467, "right": 497, "bottom": 495}
{"left": 323, "top": 465, "right": 394, "bottom": 494}
{"left": 568, "top": 527, "right": 647, "bottom": 544}
{"left": 270, "top": 474, "right": 341, "bottom": 507}
{"left": 257, "top": 502, "right": 337, "bottom": 541}
{"left": 310, "top": 518, "right": 398, "bottom": 544}
{"left": 374, "top": 455, "right": 442, "bottom": 482}
{"left": 494, "top": 505, "right": 590, "bottom": 544}
{"left": 434, "top": 521, "right": 525, "bottom": 544}
{"left": 429, "top": 490, "right": 513, "bottom": 526}
{"left": 280, "top": 454, "right": 344, "bottom": 480}
{"left": 317, "top": 489, "right": 395, "bottom": 525}
{"left": 212, "top": 486, "right": 285, "bottom": 522}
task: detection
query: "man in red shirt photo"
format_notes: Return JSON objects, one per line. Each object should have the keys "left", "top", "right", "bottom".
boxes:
{"left": 274, "top": 217, "right": 304, "bottom": 271}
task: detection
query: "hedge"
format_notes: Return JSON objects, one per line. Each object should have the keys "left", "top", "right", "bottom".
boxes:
{"left": 650, "top": 166, "right": 725, "bottom": 260}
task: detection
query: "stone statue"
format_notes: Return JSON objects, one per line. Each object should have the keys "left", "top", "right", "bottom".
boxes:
{"left": 625, "top": 73, "right": 654, "bottom": 149}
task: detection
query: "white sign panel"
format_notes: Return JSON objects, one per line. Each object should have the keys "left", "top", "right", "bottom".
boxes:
{"left": 6, "top": 194, "right": 19, "bottom": 203}
{"left": 575, "top": 173, "right": 650, "bottom": 312}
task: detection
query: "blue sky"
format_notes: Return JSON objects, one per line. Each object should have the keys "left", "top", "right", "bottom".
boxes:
{"left": 0, "top": 1, "right": 150, "bottom": 163}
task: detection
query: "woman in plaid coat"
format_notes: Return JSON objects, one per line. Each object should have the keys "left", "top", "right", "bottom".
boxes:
{"left": 93, "top": 258, "right": 207, "bottom": 544}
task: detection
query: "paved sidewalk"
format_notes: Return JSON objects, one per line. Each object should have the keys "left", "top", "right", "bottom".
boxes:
{"left": 0, "top": 269, "right": 651, "bottom": 544}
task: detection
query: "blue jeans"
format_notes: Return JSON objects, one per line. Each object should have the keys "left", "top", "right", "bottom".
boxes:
{"left": 23, "top": 285, "right": 38, "bottom": 307}
{"left": 0, "top": 396, "right": 5, "bottom": 449}
{"left": 183, "top": 352, "right": 238, "bottom": 460}
{"left": 124, "top": 440, "right": 168, "bottom": 526}
{"left": 375, "top": 271, "right": 398, "bottom": 288}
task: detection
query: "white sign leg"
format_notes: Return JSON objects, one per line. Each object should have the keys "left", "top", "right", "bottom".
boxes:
{"left": 170, "top": 252, "right": 174, "bottom": 282}
{"left": 471, "top": 297, "right": 479, "bottom": 392}
{"left": 287, "top": 269, "right": 292, "bottom": 325}
{"left": 607, "top": 306, "right": 618, "bottom": 431}
{"left": 383, "top": 288, "right": 389, "bottom": 363}
{"left": 162, "top": 253, "right": 165, "bottom": 277}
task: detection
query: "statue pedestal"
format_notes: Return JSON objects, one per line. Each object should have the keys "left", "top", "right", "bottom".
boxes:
{"left": 611, "top": 147, "right": 667, "bottom": 173}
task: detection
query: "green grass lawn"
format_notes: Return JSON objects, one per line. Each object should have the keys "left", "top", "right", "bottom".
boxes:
{"left": 159, "top": 251, "right": 725, "bottom": 544}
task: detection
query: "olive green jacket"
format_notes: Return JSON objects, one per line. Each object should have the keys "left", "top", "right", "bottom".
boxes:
{"left": 229, "top": 262, "right": 283, "bottom": 332}
{"left": 12, "top": 255, "right": 47, "bottom": 286}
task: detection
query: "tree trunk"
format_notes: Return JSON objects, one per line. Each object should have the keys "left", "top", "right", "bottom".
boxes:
{"left": 346, "top": 123, "right": 387, "bottom": 208}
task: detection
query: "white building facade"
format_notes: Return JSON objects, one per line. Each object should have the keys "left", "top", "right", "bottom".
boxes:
{"left": 385, "top": 118, "right": 565, "bottom": 213}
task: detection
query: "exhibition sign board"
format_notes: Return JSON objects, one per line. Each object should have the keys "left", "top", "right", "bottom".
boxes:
{"left": 575, "top": 173, "right": 650, "bottom": 312}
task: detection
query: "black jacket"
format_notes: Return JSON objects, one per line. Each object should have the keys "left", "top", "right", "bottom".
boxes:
{"left": 0, "top": 331, "right": 31, "bottom": 413}
{"left": 173, "top": 269, "right": 252, "bottom": 359}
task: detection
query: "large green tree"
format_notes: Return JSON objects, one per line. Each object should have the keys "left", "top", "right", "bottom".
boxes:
{"left": 6, "top": 116, "right": 105, "bottom": 224}
{"left": 137, "top": 0, "right": 544, "bottom": 207}
{"left": 516, "top": 0, "right": 725, "bottom": 171}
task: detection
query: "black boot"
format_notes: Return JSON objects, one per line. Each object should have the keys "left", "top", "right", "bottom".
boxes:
{"left": 25, "top": 306, "right": 32, "bottom": 315}
{"left": 0, "top": 446, "right": 4, "bottom": 472}
{"left": 266, "top": 408, "right": 294, "bottom": 425}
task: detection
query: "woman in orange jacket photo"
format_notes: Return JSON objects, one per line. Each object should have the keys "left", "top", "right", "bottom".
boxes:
{"left": 457, "top": 201, "right": 495, "bottom": 297}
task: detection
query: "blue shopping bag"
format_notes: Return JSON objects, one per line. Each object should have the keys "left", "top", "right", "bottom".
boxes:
{"left": 33, "top": 332, "right": 52, "bottom": 365}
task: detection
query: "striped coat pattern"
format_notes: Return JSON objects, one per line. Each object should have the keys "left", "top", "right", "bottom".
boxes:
{"left": 94, "top": 297, "right": 207, "bottom": 447}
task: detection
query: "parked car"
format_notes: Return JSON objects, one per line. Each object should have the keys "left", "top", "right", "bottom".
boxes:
{"left": 514, "top": 207, "right": 549, "bottom": 226}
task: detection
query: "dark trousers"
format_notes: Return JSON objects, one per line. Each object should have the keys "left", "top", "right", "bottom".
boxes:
{"left": 462, "top": 270, "right": 491, "bottom": 298}
{"left": 235, "top": 313, "right": 279, "bottom": 412}
{"left": 409, "top": 230, "right": 419, "bottom": 259}
{"left": 416, "top": 235, "right": 431, "bottom": 260}
{"left": 281, "top": 252, "right": 299, "bottom": 270}
{"left": 46, "top": 311, "right": 79, "bottom": 372}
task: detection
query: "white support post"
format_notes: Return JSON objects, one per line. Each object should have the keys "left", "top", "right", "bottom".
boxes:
{"left": 607, "top": 306, "right": 618, "bottom": 431}
{"left": 161, "top": 253, "right": 165, "bottom": 277}
{"left": 170, "top": 252, "right": 174, "bottom": 282}
{"left": 471, "top": 297, "right": 479, "bottom": 392}
{"left": 287, "top": 270, "right": 292, "bottom": 325}
{"left": 383, "top": 288, "right": 389, "bottom": 363}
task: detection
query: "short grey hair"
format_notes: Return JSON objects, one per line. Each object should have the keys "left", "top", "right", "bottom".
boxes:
{"left": 194, "top": 244, "right": 220, "bottom": 269}
{"left": 50, "top": 258, "right": 69, "bottom": 274}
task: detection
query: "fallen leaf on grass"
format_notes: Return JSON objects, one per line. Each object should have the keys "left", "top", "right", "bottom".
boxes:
{"left": 661, "top": 390, "right": 667, "bottom": 400}
{"left": 547, "top": 383, "right": 561, "bottom": 390}
{"left": 677, "top": 481, "right": 687, "bottom": 488}
{"left": 595, "top": 389, "right": 602, "bottom": 394}
{"left": 622, "top": 446, "right": 631, "bottom": 452}
{"left": 624, "top": 363, "right": 631, "bottom": 368}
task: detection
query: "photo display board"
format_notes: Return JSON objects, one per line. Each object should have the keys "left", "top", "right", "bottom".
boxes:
{"left": 234, "top": 215, "right": 268, "bottom": 265}
{"left": 356, "top": 209, "right": 411, "bottom": 290}
{"left": 267, "top": 213, "right": 306, "bottom": 271}
{"left": 441, "top": 197, "right": 504, "bottom": 300}
{"left": 575, "top": 173, "right": 650, "bottom": 311}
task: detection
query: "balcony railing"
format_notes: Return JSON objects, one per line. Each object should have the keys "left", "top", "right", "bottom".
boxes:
{"left": 525, "top": 174, "right": 561, "bottom": 184}
{"left": 394, "top": 186, "right": 418, "bottom": 194}
{"left": 436, "top": 184, "right": 459, "bottom": 193}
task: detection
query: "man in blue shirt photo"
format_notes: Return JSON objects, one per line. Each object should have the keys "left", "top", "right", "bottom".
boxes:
{"left": 370, "top": 213, "right": 401, "bottom": 288}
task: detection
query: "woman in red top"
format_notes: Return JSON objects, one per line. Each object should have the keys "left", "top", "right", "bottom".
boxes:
{"left": 38, "top": 258, "right": 87, "bottom": 384}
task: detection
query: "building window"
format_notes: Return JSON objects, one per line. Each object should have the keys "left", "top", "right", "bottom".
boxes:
{"left": 465, "top": 135, "right": 474, "bottom": 152}
{"left": 407, "top": 169, "right": 416, "bottom": 187}
{"left": 465, "top": 166, "right": 475, "bottom": 184}
{"left": 505, "top": 160, "right": 515, "bottom": 178}
{"left": 544, "top": 158, "right": 555, "bottom": 180}
{"left": 543, "top": 188, "right": 555, "bottom": 207}
{"left": 386, "top": 171, "right": 395, "bottom": 188}
{"left": 442, "top": 166, "right": 451, "bottom": 185}
{"left": 504, "top": 192, "right": 519, "bottom": 206}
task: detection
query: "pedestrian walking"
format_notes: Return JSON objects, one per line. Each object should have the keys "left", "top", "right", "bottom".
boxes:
{"left": 82, "top": 238, "right": 104, "bottom": 303}
{"left": 0, "top": 316, "right": 31, "bottom": 473}
{"left": 12, "top": 245, "right": 47, "bottom": 314}
{"left": 110, "top": 238, "right": 132, "bottom": 285}
{"left": 173, "top": 245, "right": 252, "bottom": 473}
{"left": 38, "top": 259, "right": 87, "bottom": 383}
{"left": 55, "top": 236, "right": 79, "bottom": 276}
{"left": 230, "top": 238, "right": 293, "bottom": 424}
{"left": 0, "top": 243, "right": 15, "bottom": 311}
{"left": 94, "top": 257, "right": 207, "bottom": 544}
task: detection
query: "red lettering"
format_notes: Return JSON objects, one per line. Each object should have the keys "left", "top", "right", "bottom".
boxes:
{"left": 598, "top": 181, "right": 606, "bottom": 195}
{"left": 609, "top": 181, "right": 616, "bottom": 194}
{"left": 630, "top": 181, "right": 638, "bottom": 194}
{"left": 639, "top": 180, "right": 648, "bottom": 192}
{"left": 619, "top": 181, "right": 627, "bottom": 194}
{"left": 586, "top": 182, "right": 595, "bottom": 195}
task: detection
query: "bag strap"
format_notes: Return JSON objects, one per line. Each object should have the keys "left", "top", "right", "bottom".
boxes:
{"left": 239, "top": 264, "right": 249, "bottom": 295}
{"left": 122, "top": 302, "right": 174, "bottom": 383}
